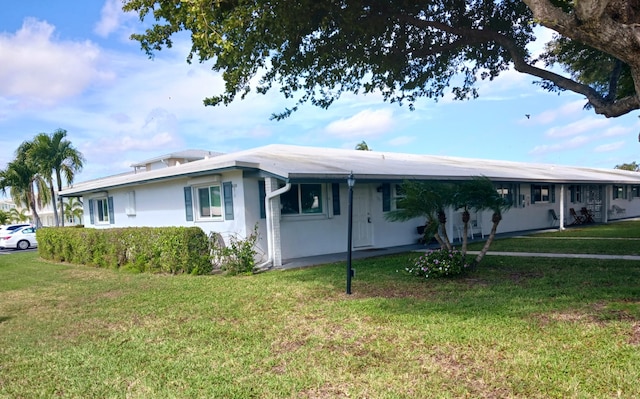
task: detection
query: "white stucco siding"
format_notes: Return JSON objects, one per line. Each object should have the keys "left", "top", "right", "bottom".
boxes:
{"left": 278, "top": 183, "right": 421, "bottom": 260}
{"left": 80, "top": 172, "right": 253, "bottom": 246}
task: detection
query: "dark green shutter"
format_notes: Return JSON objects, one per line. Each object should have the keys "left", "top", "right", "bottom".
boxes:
{"left": 551, "top": 185, "right": 556, "bottom": 203}
{"left": 88, "top": 199, "right": 95, "bottom": 224}
{"left": 258, "top": 181, "right": 266, "bottom": 219}
{"left": 223, "top": 182, "right": 234, "bottom": 220}
{"left": 570, "top": 185, "right": 575, "bottom": 203}
{"left": 382, "top": 183, "right": 391, "bottom": 212}
{"left": 332, "top": 183, "right": 340, "bottom": 216}
{"left": 107, "top": 197, "right": 115, "bottom": 224}
{"left": 530, "top": 185, "right": 536, "bottom": 204}
{"left": 184, "top": 187, "right": 193, "bottom": 221}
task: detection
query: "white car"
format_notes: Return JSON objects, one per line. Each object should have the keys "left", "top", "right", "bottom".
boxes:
{"left": 0, "top": 226, "right": 38, "bottom": 250}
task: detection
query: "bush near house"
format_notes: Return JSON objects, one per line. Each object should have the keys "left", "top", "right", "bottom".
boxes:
{"left": 37, "top": 226, "right": 212, "bottom": 275}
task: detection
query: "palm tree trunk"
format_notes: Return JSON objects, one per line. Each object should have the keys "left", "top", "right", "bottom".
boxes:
{"left": 28, "top": 194, "right": 42, "bottom": 228}
{"left": 474, "top": 212, "right": 502, "bottom": 265}
{"left": 59, "top": 196, "right": 65, "bottom": 227}
{"left": 49, "top": 183, "right": 59, "bottom": 227}
{"left": 461, "top": 209, "right": 470, "bottom": 255}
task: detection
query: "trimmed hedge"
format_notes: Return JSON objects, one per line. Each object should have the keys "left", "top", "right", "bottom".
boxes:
{"left": 37, "top": 226, "right": 212, "bottom": 275}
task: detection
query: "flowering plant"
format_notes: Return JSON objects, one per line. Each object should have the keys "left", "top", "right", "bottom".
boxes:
{"left": 406, "top": 248, "right": 469, "bottom": 279}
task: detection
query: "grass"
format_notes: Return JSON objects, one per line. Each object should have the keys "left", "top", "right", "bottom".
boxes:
{"left": 467, "top": 220, "right": 640, "bottom": 255}
{"left": 1, "top": 221, "right": 640, "bottom": 398}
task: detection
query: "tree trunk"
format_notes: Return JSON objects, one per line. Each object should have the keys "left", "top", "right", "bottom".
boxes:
{"left": 437, "top": 209, "right": 452, "bottom": 250}
{"left": 461, "top": 209, "right": 470, "bottom": 255}
{"left": 49, "top": 183, "right": 59, "bottom": 227}
{"left": 474, "top": 212, "right": 502, "bottom": 265}
{"left": 29, "top": 195, "right": 42, "bottom": 228}
{"left": 59, "top": 196, "right": 65, "bottom": 227}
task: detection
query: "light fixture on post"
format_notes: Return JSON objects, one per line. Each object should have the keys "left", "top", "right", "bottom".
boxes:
{"left": 346, "top": 171, "right": 355, "bottom": 295}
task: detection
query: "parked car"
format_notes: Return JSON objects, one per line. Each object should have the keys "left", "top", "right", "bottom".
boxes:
{"left": 0, "top": 226, "right": 38, "bottom": 250}
{"left": 0, "top": 223, "right": 31, "bottom": 236}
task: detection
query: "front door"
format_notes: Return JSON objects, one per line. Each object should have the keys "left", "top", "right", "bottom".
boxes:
{"left": 352, "top": 186, "right": 373, "bottom": 247}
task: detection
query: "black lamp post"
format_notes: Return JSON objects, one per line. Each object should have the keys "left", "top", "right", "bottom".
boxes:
{"left": 346, "top": 172, "right": 355, "bottom": 295}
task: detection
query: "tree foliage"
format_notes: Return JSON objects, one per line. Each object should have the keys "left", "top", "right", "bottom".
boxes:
{"left": 0, "top": 130, "right": 83, "bottom": 228}
{"left": 614, "top": 161, "right": 640, "bottom": 172}
{"left": 386, "top": 177, "right": 510, "bottom": 265}
{"left": 124, "top": 0, "right": 640, "bottom": 118}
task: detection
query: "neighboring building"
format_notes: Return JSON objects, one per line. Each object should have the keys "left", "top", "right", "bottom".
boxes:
{"left": 0, "top": 199, "right": 17, "bottom": 213}
{"left": 60, "top": 144, "right": 640, "bottom": 267}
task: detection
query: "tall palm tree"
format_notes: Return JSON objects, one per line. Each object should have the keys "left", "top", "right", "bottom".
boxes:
{"left": 29, "top": 129, "right": 85, "bottom": 226}
{"left": 63, "top": 197, "right": 84, "bottom": 225}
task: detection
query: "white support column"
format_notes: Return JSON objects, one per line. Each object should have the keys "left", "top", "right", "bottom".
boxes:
{"left": 559, "top": 184, "right": 565, "bottom": 230}
{"left": 265, "top": 178, "right": 284, "bottom": 268}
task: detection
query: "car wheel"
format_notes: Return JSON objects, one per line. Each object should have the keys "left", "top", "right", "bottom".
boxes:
{"left": 17, "top": 240, "right": 30, "bottom": 250}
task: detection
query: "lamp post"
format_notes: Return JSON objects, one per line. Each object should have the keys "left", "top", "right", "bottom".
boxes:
{"left": 346, "top": 172, "right": 355, "bottom": 295}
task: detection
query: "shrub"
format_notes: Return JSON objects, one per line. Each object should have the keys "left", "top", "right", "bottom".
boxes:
{"left": 37, "top": 227, "right": 212, "bottom": 275}
{"left": 407, "top": 248, "right": 469, "bottom": 279}
{"left": 211, "top": 224, "right": 260, "bottom": 275}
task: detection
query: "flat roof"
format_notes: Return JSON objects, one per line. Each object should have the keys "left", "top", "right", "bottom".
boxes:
{"left": 60, "top": 144, "right": 640, "bottom": 196}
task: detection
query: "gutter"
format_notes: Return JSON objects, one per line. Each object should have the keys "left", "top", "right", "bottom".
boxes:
{"left": 254, "top": 182, "right": 292, "bottom": 271}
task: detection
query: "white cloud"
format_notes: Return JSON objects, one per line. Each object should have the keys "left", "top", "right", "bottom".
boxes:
{"left": 533, "top": 100, "right": 585, "bottom": 125}
{"left": 529, "top": 135, "right": 591, "bottom": 155}
{"left": 325, "top": 109, "right": 394, "bottom": 138}
{"left": 0, "top": 18, "right": 111, "bottom": 107}
{"left": 94, "top": 0, "right": 122, "bottom": 37}
{"left": 602, "top": 125, "right": 632, "bottom": 137}
{"left": 387, "top": 135, "right": 416, "bottom": 146}
{"left": 594, "top": 141, "right": 625, "bottom": 153}
{"left": 544, "top": 118, "right": 610, "bottom": 138}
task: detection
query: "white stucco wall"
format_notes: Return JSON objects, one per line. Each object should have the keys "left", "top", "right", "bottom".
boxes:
{"left": 79, "top": 177, "right": 640, "bottom": 262}
{"left": 82, "top": 171, "right": 253, "bottom": 244}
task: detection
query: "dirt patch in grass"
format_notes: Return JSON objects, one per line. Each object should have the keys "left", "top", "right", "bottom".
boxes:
{"left": 629, "top": 323, "right": 640, "bottom": 345}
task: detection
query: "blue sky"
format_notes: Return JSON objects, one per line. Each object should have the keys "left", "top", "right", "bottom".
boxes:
{"left": 1, "top": 0, "right": 639, "bottom": 185}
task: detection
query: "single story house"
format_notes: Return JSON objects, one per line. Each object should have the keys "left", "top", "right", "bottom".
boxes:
{"left": 60, "top": 144, "right": 640, "bottom": 267}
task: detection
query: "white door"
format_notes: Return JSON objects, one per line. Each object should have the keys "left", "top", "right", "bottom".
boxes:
{"left": 352, "top": 186, "right": 373, "bottom": 247}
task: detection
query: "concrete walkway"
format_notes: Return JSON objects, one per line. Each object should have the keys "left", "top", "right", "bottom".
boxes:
{"left": 466, "top": 251, "right": 640, "bottom": 261}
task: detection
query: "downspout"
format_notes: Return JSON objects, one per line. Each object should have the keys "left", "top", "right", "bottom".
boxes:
{"left": 255, "top": 182, "right": 292, "bottom": 271}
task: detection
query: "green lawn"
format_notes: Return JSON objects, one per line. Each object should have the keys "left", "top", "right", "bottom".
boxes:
{"left": 1, "top": 222, "right": 640, "bottom": 398}
{"left": 467, "top": 220, "right": 640, "bottom": 255}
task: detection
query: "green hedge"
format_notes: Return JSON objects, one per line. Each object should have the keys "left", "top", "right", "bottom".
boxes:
{"left": 36, "top": 226, "right": 212, "bottom": 275}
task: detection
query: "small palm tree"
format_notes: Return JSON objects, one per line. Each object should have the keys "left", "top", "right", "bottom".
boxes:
{"left": 0, "top": 154, "right": 50, "bottom": 228}
{"left": 385, "top": 180, "right": 454, "bottom": 250}
{"left": 387, "top": 177, "right": 511, "bottom": 267}
{"left": 8, "top": 207, "right": 29, "bottom": 223}
{"left": 355, "top": 141, "right": 371, "bottom": 151}
{"left": 63, "top": 197, "right": 84, "bottom": 225}
{"left": 0, "top": 210, "right": 9, "bottom": 225}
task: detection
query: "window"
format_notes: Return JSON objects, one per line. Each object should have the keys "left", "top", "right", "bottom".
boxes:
{"left": 394, "top": 184, "right": 406, "bottom": 210}
{"left": 531, "top": 184, "right": 554, "bottom": 204}
{"left": 89, "top": 196, "right": 113, "bottom": 225}
{"left": 496, "top": 183, "right": 520, "bottom": 207}
{"left": 280, "top": 184, "right": 323, "bottom": 215}
{"left": 125, "top": 191, "right": 136, "bottom": 216}
{"left": 569, "top": 185, "right": 583, "bottom": 203}
{"left": 613, "top": 185, "right": 627, "bottom": 200}
{"left": 632, "top": 185, "right": 640, "bottom": 198}
{"left": 197, "top": 185, "right": 222, "bottom": 218}
{"left": 96, "top": 198, "right": 110, "bottom": 223}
